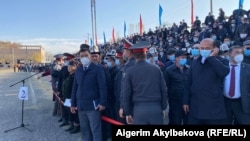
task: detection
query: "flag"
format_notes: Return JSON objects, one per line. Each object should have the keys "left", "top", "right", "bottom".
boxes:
{"left": 159, "top": 4, "right": 163, "bottom": 26}
{"left": 90, "top": 38, "right": 93, "bottom": 47}
{"left": 95, "top": 34, "right": 98, "bottom": 45}
{"left": 124, "top": 21, "right": 126, "bottom": 38}
{"left": 112, "top": 27, "right": 115, "bottom": 43}
{"left": 191, "top": 0, "right": 194, "bottom": 25}
{"left": 139, "top": 14, "right": 143, "bottom": 35}
{"left": 239, "top": 0, "right": 244, "bottom": 9}
{"left": 103, "top": 32, "right": 106, "bottom": 44}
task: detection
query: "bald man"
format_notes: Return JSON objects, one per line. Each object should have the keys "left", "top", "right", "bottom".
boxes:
{"left": 183, "top": 38, "right": 230, "bottom": 125}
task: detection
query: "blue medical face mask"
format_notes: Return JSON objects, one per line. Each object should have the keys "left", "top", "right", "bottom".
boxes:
{"left": 200, "top": 50, "right": 211, "bottom": 58}
{"left": 107, "top": 62, "right": 112, "bottom": 67}
{"left": 244, "top": 49, "right": 250, "bottom": 56}
{"left": 115, "top": 59, "right": 120, "bottom": 65}
{"left": 179, "top": 58, "right": 187, "bottom": 66}
{"left": 191, "top": 49, "right": 199, "bottom": 56}
{"left": 169, "top": 55, "right": 175, "bottom": 61}
{"left": 153, "top": 56, "right": 158, "bottom": 61}
{"left": 225, "top": 55, "right": 230, "bottom": 60}
{"left": 146, "top": 59, "right": 151, "bottom": 63}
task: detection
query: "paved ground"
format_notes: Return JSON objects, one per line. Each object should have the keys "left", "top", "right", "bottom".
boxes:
{"left": 0, "top": 69, "right": 82, "bottom": 141}
{"left": 0, "top": 68, "right": 169, "bottom": 141}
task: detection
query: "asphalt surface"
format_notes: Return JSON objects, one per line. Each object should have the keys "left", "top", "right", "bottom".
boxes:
{"left": 0, "top": 69, "right": 82, "bottom": 141}
{"left": 0, "top": 68, "right": 169, "bottom": 141}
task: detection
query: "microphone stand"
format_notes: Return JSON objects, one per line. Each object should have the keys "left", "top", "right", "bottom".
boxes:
{"left": 4, "top": 72, "right": 40, "bottom": 133}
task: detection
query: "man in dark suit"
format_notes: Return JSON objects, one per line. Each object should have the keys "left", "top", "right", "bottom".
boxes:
{"left": 71, "top": 47, "right": 107, "bottom": 141}
{"left": 123, "top": 41, "right": 168, "bottom": 125}
{"left": 223, "top": 45, "right": 250, "bottom": 124}
{"left": 183, "top": 38, "right": 230, "bottom": 125}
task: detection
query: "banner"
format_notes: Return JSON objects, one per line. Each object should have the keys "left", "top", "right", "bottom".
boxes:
{"left": 103, "top": 32, "right": 106, "bottom": 44}
{"left": 239, "top": 0, "right": 244, "bottom": 8}
{"left": 112, "top": 27, "right": 115, "bottom": 43}
{"left": 191, "top": 0, "right": 194, "bottom": 25}
{"left": 124, "top": 21, "right": 126, "bottom": 38}
{"left": 159, "top": 4, "right": 163, "bottom": 26}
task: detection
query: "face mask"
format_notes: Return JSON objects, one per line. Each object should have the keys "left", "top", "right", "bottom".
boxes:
{"left": 169, "top": 55, "right": 175, "bottom": 61}
{"left": 234, "top": 54, "right": 244, "bottom": 63}
{"left": 122, "top": 54, "right": 128, "bottom": 61}
{"left": 211, "top": 36, "right": 217, "bottom": 40}
{"left": 160, "top": 52, "right": 164, "bottom": 56}
{"left": 224, "top": 41, "right": 230, "bottom": 46}
{"left": 103, "top": 59, "right": 108, "bottom": 63}
{"left": 146, "top": 59, "right": 151, "bottom": 63}
{"left": 153, "top": 56, "right": 158, "bottom": 61}
{"left": 231, "top": 23, "right": 235, "bottom": 27}
{"left": 240, "top": 33, "right": 247, "bottom": 39}
{"left": 191, "top": 49, "right": 199, "bottom": 56}
{"left": 80, "top": 57, "right": 90, "bottom": 66}
{"left": 219, "top": 25, "right": 223, "bottom": 29}
{"left": 193, "top": 37, "right": 198, "bottom": 42}
{"left": 107, "top": 62, "right": 112, "bottom": 67}
{"left": 225, "top": 55, "right": 230, "bottom": 60}
{"left": 179, "top": 58, "right": 187, "bottom": 66}
{"left": 244, "top": 50, "right": 250, "bottom": 56}
{"left": 64, "top": 61, "right": 69, "bottom": 66}
{"left": 115, "top": 59, "right": 120, "bottom": 66}
{"left": 200, "top": 50, "right": 211, "bottom": 58}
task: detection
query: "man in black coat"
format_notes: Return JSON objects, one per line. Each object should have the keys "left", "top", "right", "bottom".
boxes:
{"left": 183, "top": 38, "right": 230, "bottom": 125}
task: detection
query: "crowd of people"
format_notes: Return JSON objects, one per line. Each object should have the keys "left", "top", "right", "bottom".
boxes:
{"left": 37, "top": 6, "right": 250, "bottom": 141}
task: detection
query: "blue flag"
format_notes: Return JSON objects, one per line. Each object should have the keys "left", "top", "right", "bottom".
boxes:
{"left": 103, "top": 32, "right": 106, "bottom": 44}
{"left": 239, "top": 0, "right": 244, "bottom": 9}
{"left": 90, "top": 38, "right": 93, "bottom": 47}
{"left": 124, "top": 21, "right": 126, "bottom": 38}
{"left": 159, "top": 4, "right": 163, "bottom": 26}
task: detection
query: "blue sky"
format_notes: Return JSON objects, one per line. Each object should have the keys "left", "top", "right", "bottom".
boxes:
{"left": 0, "top": 0, "right": 249, "bottom": 54}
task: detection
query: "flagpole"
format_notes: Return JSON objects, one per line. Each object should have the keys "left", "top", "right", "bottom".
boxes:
{"left": 91, "top": 0, "right": 95, "bottom": 46}
{"left": 93, "top": 0, "right": 98, "bottom": 45}
{"left": 210, "top": 0, "right": 213, "bottom": 15}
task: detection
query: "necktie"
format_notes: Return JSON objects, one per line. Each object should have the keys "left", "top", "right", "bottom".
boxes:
{"left": 229, "top": 65, "right": 237, "bottom": 97}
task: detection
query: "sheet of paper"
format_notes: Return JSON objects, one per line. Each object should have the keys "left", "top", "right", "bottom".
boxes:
{"left": 64, "top": 99, "right": 71, "bottom": 107}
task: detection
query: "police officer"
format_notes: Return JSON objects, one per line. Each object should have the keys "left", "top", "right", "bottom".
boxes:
{"left": 119, "top": 39, "right": 136, "bottom": 120}
{"left": 50, "top": 54, "right": 64, "bottom": 116}
{"left": 113, "top": 48, "right": 126, "bottom": 123}
{"left": 57, "top": 53, "right": 75, "bottom": 127}
{"left": 123, "top": 41, "right": 168, "bottom": 125}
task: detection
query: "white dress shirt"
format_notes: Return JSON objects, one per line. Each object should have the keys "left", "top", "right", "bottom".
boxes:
{"left": 224, "top": 63, "right": 241, "bottom": 98}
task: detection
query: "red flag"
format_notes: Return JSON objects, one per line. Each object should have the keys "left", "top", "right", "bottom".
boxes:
{"left": 139, "top": 14, "right": 143, "bottom": 35}
{"left": 112, "top": 27, "right": 115, "bottom": 43}
{"left": 95, "top": 34, "right": 98, "bottom": 45}
{"left": 191, "top": 0, "right": 194, "bottom": 25}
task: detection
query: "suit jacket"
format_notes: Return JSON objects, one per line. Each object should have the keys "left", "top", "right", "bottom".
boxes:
{"left": 183, "top": 56, "right": 230, "bottom": 119}
{"left": 239, "top": 63, "right": 250, "bottom": 113}
{"left": 71, "top": 63, "right": 107, "bottom": 111}
{"left": 123, "top": 60, "right": 168, "bottom": 115}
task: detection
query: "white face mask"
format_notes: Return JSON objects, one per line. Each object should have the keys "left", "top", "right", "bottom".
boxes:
{"left": 80, "top": 57, "right": 90, "bottom": 66}
{"left": 234, "top": 54, "right": 243, "bottom": 64}
{"left": 240, "top": 33, "right": 247, "bottom": 39}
